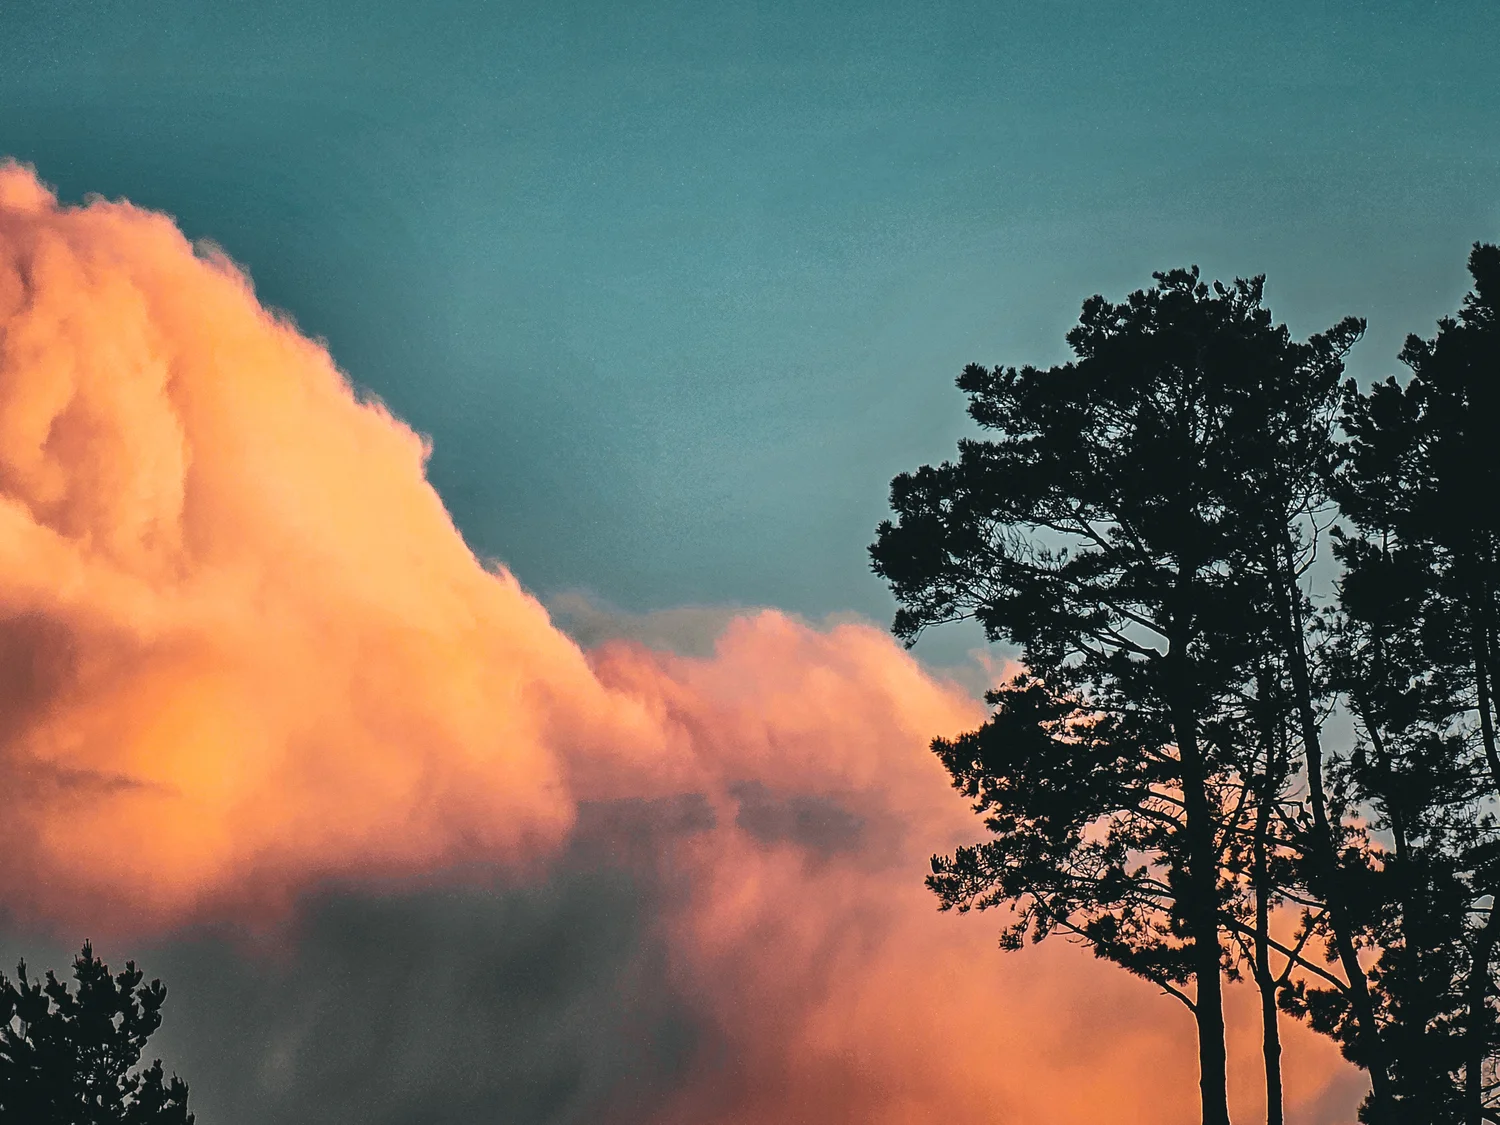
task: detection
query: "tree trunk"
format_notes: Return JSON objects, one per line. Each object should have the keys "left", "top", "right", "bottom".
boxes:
{"left": 1465, "top": 903, "right": 1500, "bottom": 1125}
{"left": 1469, "top": 572, "right": 1500, "bottom": 1124}
{"left": 1468, "top": 574, "right": 1500, "bottom": 792}
{"left": 1257, "top": 962, "right": 1284, "bottom": 1125}
{"left": 1167, "top": 613, "right": 1231, "bottom": 1125}
{"left": 1182, "top": 728, "right": 1232, "bottom": 1125}
{"left": 1253, "top": 764, "right": 1284, "bottom": 1125}
{"left": 1274, "top": 529, "right": 1393, "bottom": 1121}
{"left": 1195, "top": 937, "right": 1233, "bottom": 1125}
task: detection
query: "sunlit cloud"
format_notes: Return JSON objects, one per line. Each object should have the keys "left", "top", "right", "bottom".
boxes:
{"left": 0, "top": 161, "right": 1355, "bottom": 1123}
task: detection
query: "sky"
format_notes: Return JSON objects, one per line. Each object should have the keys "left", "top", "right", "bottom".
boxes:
{"left": 4, "top": 0, "right": 1497, "bottom": 624}
{"left": 0, "top": 3, "right": 1496, "bottom": 1123}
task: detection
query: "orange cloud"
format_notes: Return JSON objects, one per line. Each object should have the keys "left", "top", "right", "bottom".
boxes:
{"left": 0, "top": 160, "right": 1356, "bottom": 1123}
{"left": 590, "top": 627, "right": 1357, "bottom": 1125}
{"left": 0, "top": 158, "right": 625, "bottom": 923}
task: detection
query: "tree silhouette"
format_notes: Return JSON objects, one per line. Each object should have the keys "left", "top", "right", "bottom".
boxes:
{"left": 1328, "top": 244, "right": 1500, "bottom": 1125}
{"left": 0, "top": 942, "right": 193, "bottom": 1124}
{"left": 1204, "top": 270, "right": 1396, "bottom": 1121}
{"left": 872, "top": 268, "right": 1365, "bottom": 1125}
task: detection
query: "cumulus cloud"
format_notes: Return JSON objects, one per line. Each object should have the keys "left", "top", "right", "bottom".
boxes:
{"left": 0, "top": 160, "right": 1356, "bottom": 1123}
{"left": 0, "top": 158, "right": 635, "bottom": 924}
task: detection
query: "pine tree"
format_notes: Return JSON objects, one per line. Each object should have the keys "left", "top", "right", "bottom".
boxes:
{"left": 872, "top": 268, "right": 1366, "bottom": 1125}
{"left": 1329, "top": 244, "right": 1500, "bottom": 1125}
{"left": 0, "top": 942, "right": 194, "bottom": 1125}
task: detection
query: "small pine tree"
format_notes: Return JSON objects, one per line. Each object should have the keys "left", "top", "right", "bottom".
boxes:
{"left": 0, "top": 942, "right": 193, "bottom": 1125}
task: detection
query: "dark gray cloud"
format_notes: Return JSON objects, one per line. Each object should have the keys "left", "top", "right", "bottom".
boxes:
{"left": 150, "top": 878, "right": 684, "bottom": 1125}
{"left": 0, "top": 784, "right": 902, "bottom": 1124}
{"left": 0, "top": 797, "right": 727, "bottom": 1125}
{"left": 729, "top": 781, "right": 864, "bottom": 857}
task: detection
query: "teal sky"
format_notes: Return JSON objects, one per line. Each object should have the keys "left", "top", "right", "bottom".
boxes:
{"left": 4, "top": 0, "right": 1497, "bottom": 634}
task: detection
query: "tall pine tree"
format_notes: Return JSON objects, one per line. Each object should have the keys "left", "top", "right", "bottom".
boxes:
{"left": 1329, "top": 244, "right": 1500, "bottom": 1125}
{"left": 872, "top": 268, "right": 1365, "bottom": 1125}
